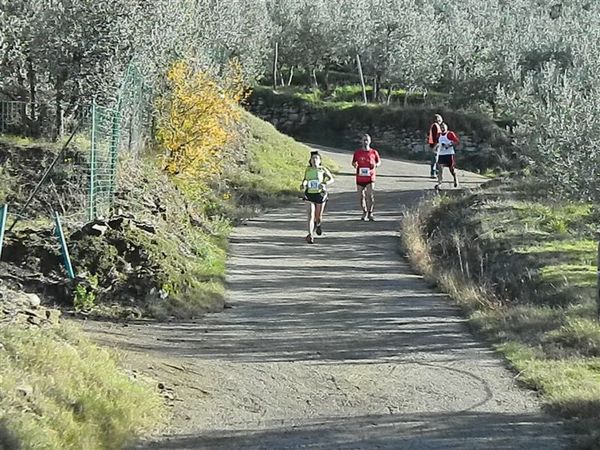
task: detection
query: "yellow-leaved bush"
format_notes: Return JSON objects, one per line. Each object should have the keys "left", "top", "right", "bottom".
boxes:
{"left": 157, "top": 59, "right": 247, "bottom": 178}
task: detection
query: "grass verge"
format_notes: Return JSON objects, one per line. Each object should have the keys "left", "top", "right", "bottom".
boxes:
{"left": 227, "top": 111, "right": 339, "bottom": 208}
{"left": 0, "top": 321, "right": 162, "bottom": 450}
{"left": 400, "top": 180, "right": 600, "bottom": 448}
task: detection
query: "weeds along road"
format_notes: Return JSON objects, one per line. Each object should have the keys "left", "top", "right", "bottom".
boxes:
{"left": 85, "top": 147, "right": 569, "bottom": 449}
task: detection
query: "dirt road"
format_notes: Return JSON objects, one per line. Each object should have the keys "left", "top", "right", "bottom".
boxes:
{"left": 85, "top": 147, "right": 568, "bottom": 449}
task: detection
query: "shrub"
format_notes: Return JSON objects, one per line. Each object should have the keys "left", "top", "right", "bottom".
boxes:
{"left": 157, "top": 59, "right": 247, "bottom": 178}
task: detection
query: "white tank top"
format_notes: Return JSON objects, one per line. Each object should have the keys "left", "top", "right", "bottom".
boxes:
{"left": 437, "top": 133, "right": 455, "bottom": 156}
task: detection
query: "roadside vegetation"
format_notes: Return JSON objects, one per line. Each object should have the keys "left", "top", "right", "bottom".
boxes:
{"left": 0, "top": 318, "right": 162, "bottom": 450}
{"left": 401, "top": 180, "right": 600, "bottom": 448}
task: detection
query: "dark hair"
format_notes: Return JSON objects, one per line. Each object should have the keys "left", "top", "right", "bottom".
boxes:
{"left": 308, "top": 151, "right": 321, "bottom": 166}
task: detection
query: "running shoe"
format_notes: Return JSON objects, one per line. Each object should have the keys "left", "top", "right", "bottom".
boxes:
{"left": 368, "top": 213, "right": 375, "bottom": 221}
{"left": 315, "top": 222, "right": 322, "bottom": 236}
{"left": 305, "top": 234, "right": 314, "bottom": 244}
{"left": 453, "top": 177, "right": 459, "bottom": 188}
{"left": 361, "top": 212, "right": 368, "bottom": 221}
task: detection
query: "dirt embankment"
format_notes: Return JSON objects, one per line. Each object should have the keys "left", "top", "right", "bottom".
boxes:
{"left": 0, "top": 140, "right": 223, "bottom": 317}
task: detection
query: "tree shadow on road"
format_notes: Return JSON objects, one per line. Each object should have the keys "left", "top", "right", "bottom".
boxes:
{"left": 89, "top": 190, "right": 497, "bottom": 365}
{"left": 133, "top": 410, "right": 567, "bottom": 450}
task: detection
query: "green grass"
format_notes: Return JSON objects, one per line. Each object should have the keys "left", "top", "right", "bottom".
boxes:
{"left": 540, "top": 264, "right": 596, "bottom": 288}
{"left": 230, "top": 111, "right": 338, "bottom": 207}
{"left": 0, "top": 322, "right": 162, "bottom": 450}
{"left": 501, "top": 342, "right": 600, "bottom": 413}
{"left": 0, "top": 135, "right": 43, "bottom": 147}
{"left": 401, "top": 181, "right": 600, "bottom": 447}
{"left": 260, "top": 84, "right": 448, "bottom": 106}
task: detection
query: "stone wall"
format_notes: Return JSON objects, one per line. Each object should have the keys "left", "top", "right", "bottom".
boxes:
{"left": 247, "top": 92, "right": 513, "bottom": 173}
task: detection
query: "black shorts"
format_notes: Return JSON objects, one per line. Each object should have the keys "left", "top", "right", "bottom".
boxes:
{"left": 304, "top": 191, "right": 328, "bottom": 204}
{"left": 437, "top": 154, "right": 456, "bottom": 168}
{"left": 356, "top": 181, "right": 373, "bottom": 188}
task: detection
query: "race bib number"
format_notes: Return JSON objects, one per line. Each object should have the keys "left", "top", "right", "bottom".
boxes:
{"left": 307, "top": 180, "right": 320, "bottom": 190}
{"left": 359, "top": 167, "right": 371, "bottom": 177}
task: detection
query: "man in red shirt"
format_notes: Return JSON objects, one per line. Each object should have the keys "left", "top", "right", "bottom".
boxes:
{"left": 427, "top": 114, "right": 443, "bottom": 178}
{"left": 352, "top": 134, "right": 381, "bottom": 221}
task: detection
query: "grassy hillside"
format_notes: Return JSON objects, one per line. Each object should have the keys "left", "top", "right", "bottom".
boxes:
{"left": 401, "top": 180, "right": 600, "bottom": 448}
{"left": 0, "top": 112, "right": 319, "bottom": 319}
{"left": 0, "top": 308, "right": 162, "bottom": 450}
{"left": 229, "top": 111, "right": 338, "bottom": 207}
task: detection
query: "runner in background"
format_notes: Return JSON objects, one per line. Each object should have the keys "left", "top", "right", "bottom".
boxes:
{"left": 434, "top": 123, "right": 460, "bottom": 189}
{"left": 352, "top": 134, "right": 381, "bottom": 221}
{"left": 427, "top": 114, "right": 443, "bottom": 178}
{"left": 301, "top": 151, "right": 334, "bottom": 244}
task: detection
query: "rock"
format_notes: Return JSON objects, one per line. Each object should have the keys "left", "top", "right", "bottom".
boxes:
{"left": 90, "top": 224, "right": 108, "bottom": 236}
{"left": 45, "top": 309, "right": 61, "bottom": 325}
{"left": 16, "top": 384, "right": 33, "bottom": 398}
{"left": 135, "top": 222, "right": 156, "bottom": 234}
{"left": 25, "top": 293, "right": 41, "bottom": 308}
{"left": 27, "top": 314, "right": 42, "bottom": 326}
{"left": 23, "top": 309, "right": 42, "bottom": 318}
{"left": 108, "top": 217, "right": 125, "bottom": 230}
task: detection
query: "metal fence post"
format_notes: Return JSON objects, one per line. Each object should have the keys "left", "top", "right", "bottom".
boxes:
{"left": 0, "top": 204, "right": 8, "bottom": 260}
{"left": 89, "top": 100, "right": 97, "bottom": 221}
{"left": 54, "top": 211, "right": 75, "bottom": 279}
{"left": 597, "top": 230, "right": 600, "bottom": 321}
{"left": 108, "top": 109, "right": 121, "bottom": 203}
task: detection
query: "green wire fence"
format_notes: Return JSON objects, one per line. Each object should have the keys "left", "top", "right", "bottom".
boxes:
{"left": 0, "top": 64, "right": 152, "bottom": 228}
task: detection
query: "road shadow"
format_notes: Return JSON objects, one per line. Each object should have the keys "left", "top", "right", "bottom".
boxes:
{"left": 133, "top": 410, "right": 566, "bottom": 450}
{"left": 89, "top": 190, "right": 494, "bottom": 365}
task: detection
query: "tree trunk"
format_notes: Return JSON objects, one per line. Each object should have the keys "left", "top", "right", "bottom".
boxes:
{"left": 386, "top": 84, "right": 394, "bottom": 105}
{"left": 54, "top": 77, "right": 65, "bottom": 141}
{"left": 311, "top": 67, "right": 319, "bottom": 89}
{"left": 272, "top": 42, "right": 279, "bottom": 90}
{"left": 356, "top": 54, "right": 368, "bottom": 104}
{"left": 404, "top": 86, "right": 414, "bottom": 107}
{"left": 323, "top": 69, "right": 330, "bottom": 92}
{"left": 372, "top": 75, "right": 379, "bottom": 102}
{"left": 422, "top": 88, "right": 429, "bottom": 106}
{"left": 287, "top": 66, "right": 294, "bottom": 86}
{"left": 26, "top": 56, "right": 38, "bottom": 136}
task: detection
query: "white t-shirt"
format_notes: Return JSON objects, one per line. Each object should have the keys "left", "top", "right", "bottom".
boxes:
{"left": 437, "top": 133, "right": 455, "bottom": 156}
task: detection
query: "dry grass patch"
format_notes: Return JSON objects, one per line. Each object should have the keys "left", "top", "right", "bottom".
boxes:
{"left": 400, "top": 187, "right": 600, "bottom": 448}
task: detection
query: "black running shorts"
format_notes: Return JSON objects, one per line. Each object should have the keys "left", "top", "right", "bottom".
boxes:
{"left": 437, "top": 154, "right": 456, "bottom": 168}
{"left": 304, "top": 191, "right": 328, "bottom": 204}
